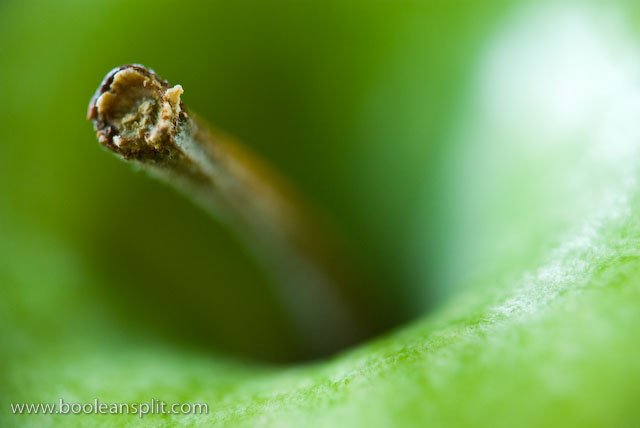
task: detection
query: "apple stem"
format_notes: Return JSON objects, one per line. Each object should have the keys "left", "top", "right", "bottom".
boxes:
{"left": 87, "top": 64, "right": 379, "bottom": 358}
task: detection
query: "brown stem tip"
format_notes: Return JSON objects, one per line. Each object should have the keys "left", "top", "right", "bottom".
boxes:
{"left": 88, "top": 64, "right": 186, "bottom": 161}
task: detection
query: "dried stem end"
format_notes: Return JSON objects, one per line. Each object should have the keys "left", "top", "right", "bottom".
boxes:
{"left": 88, "top": 65, "right": 186, "bottom": 162}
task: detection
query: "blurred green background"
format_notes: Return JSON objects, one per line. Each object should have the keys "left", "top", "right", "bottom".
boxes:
{"left": 0, "top": 0, "right": 515, "bottom": 362}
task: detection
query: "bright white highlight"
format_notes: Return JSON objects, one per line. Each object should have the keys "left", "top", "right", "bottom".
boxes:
{"left": 458, "top": 2, "right": 640, "bottom": 316}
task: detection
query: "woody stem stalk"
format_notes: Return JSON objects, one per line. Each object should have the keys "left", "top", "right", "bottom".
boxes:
{"left": 88, "top": 64, "right": 377, "bottom": 357}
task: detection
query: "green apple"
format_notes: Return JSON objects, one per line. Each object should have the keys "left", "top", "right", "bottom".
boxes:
{"left": 2, "top": 0, "right": 640, "bottom": 427}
